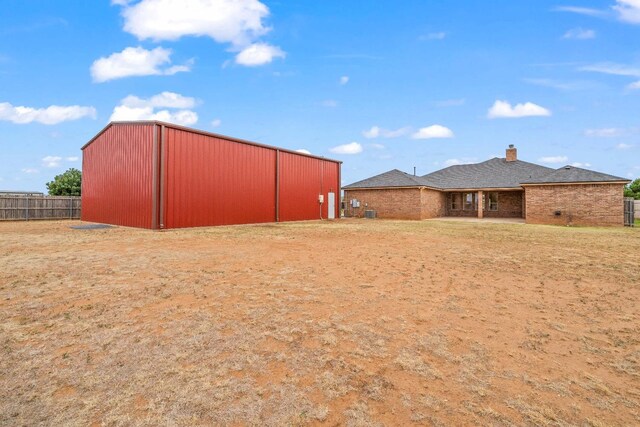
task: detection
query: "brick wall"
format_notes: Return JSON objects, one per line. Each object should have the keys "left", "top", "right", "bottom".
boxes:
{"left": 484, "top": 191, "right": 523, "bottom": 218}
{"left": 420, "top": 188, "right": 446, "bottom": 218}
{"left": 343, "top": 188, "right": 443, "bottom": 219}
{"left": 525, "top": 183, "right": 625, "bottom": 226}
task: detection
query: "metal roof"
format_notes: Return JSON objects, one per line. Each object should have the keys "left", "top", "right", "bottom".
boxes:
{"left": 345, "top": 158, "right": 629, "bottom": 190}
{"left": 82, "top": 121, "right": 342, "bottom": 165}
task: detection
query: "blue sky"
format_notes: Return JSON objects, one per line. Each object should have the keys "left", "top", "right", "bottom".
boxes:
{"left": 1, "top": 0, "right": 639, "bottom": 191}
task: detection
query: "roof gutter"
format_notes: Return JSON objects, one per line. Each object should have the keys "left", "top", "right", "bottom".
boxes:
{"left": 521, "top": 180, "right": 630, "bottom": 186}
{"left": 439, "top": 187, "right": 524, "bottom": 192}
{"left": 344, "top": 185, "right": 442, "bottom": 191}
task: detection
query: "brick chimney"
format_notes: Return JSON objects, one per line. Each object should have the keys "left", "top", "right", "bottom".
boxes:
{"left": 506, "top": 144, "right": 517, "bottom": 162}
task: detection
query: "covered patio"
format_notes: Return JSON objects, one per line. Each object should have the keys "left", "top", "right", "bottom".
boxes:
{"left": 444, "top": 190, "right": 525, "bottom": 219}
{"left": 427, "top": 216, "right": 525, "bottom": 224}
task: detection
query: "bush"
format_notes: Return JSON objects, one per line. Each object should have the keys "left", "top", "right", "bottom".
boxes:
{"left": 46, "top": 168, "right": 82, "bottom": 196}
{"left": 624, "top": 178, "right": 640, "bottom": 200}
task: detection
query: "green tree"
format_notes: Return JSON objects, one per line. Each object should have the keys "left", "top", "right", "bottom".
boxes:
{"left": 46, "top": 168, "right": 82, "bottom": 196}
{"left": 624, "top": 178, "right": 640, "bottom": 200}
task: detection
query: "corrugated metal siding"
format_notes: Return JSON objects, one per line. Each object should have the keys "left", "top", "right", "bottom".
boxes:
{"left": 163, "top": 127, "right": 277, "bottom": 228}
{"left": 82, "top": 124, "right": 155, "bottom": 229}
{"left": 278, "top": 152, "right": 340, "bottom": 221}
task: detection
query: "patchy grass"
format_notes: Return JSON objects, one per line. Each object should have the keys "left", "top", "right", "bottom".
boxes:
{"left": 0, "top": 219, "right": 639, "bottom": 425}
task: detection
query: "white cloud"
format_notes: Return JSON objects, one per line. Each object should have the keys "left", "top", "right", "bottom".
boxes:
{"left": 370, "top": 143, "right": 385, "bottom": 150}
{"left": 113, "top": 0, "right": 284, "bottom": 66}
{"left": 523, "top": 78, "right": 594, "bottom": 91}
{"left": 116, "top": 0, "right": 270, "bottom": 45}
{"left": 42, "top": 156, "right": 62, "bottom": 168}
{"left": 110, "top": 92, "right": 198, "bottom": 126}
{"left": 553, "top": 6, "right": 608, "bottom": 17}
{"left": 111, "top": 106, "right": 198, "bottom": 126}
{"left": 0, "top": 102, "right": 96, "bottom": 125}
{"left": 585, "top": 128, "right": 625, "bottom": 137}
{"left": 538, "top": 156, "right": 569, "bottom": 164}
{"left": 582, "top": 62, "right": 640, "bottom": 89}
{"left": 570, "top": 162, "right": 592, "bottom": 168}
{"left": 617, "top": 143, "right": 634, "bottom": 149}
{"left": 581, "top": 62, "right": 640, "bottom": 77}
{"left": 21, "top": 168, "right": 39, "bottom": 174}
{"left": 295, "top": 149, "right": 311, "bottom": 154}
{"left": 329, "top": 142, "right": 363, "bottom": 155}
{"left": 66, "top": 156, "right": 79, "bottom": 162}
{"left": 554, "top": 3, "right": 640, "bottom": 23}
{"left": 363, "top": 125, "right": 411, "bottom": 139}
{"left": 411, "top": 125, "right": 454, "bottom": 139}
{"left": 91, "top": 46, "right": 191, "bottom": 82}
{"left": 363, "top": 126, "right": 380, "bottom": 138}
{"left": 235, "top": 43, "right": 285, "bottom": 66}
{"left": 321, "top": 100, "right": 338, "bottom": 108}
{"left": 419, "top": 32, "right": 446, "bottom": 40}
{"left": 211, "top": 118, "right": 221, "bottom": 128}
{"left": 487, "top": 100, "right": 551, "bottom": 119}
{"left": 121, "top": 92, "right": 197, "bottom": 109}
{"left": 443, "top": 158, "right": 476, "bottom": 167}
{"left": 563, "top": 28, "right": 596, "bottom": 39}
{"left": 614, "top": 0, "right": 640, "bottom": 24}
{"left": 340, "top": 76, "right": 349, "bottom": 85}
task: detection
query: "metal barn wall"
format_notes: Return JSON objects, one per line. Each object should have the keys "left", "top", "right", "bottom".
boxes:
{"left": 162, "top": 127, "right": 278, "bottom": 228}
{"left": 82, "top": 121, "right": 341, "bottom": 229}
{"left": 278, "top": 152, "right": 340, "bottom": 222}
{"left": 82, "top": 124, "right": 155, "bottom": 229}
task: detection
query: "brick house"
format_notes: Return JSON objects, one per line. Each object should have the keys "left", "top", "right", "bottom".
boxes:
{"left": 344, "top": 146, "right": 630, "bottom": 226}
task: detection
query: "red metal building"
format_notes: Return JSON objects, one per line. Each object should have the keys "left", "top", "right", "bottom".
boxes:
{"left": 82, "top": 121, "right": 341, "bottom": 229}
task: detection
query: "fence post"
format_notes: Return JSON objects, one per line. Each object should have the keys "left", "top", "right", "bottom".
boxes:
{"left": 25, "top": 197, "right": 29, "bottom": 221}
{"left": 69, "top": 197, "right": 73, "bottom": 219}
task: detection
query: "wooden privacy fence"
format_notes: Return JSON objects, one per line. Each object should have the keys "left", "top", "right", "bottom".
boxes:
{"left": 635, "top": 200, "right": 640, "bottom": 221}
{"left": 624, "top": 198, "right": 635, "bottom": 227}
{"left": 0, "top": 196, "right": 81, "bottom": 221}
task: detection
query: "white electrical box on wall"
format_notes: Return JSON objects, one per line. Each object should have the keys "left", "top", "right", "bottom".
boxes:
{"left": 318, "top": 194, "right": 324, "bottom": 203}
{"left": 350, "top": 199, "right": 360, "bottom": 208}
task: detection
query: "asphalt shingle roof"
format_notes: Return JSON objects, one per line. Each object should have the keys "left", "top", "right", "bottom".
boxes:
{"left": 343, "top": 169, "right": 432, "bottom": 189}
{"left": 521, "top": 165, "right": 628, "bottom": 184}
{"left": 344, "top": 158, "right": 629, "bottom": 190}
{"left": 420, "top": 158, "right": 554, "bottom": 190}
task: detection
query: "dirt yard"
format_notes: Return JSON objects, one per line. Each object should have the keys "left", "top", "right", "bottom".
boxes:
{"left": 1, "top": 219, "right": 639, "bottom": 426}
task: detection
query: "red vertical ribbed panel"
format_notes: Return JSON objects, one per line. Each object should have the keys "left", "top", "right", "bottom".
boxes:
{"left": 163, "top": 127, "right": 277, "bottom": 228}
{"left": 278, "top": 152, "right": 340, "bottom": 221}
{"left": 81, "top": 124, "right": 154, "bottom": 228}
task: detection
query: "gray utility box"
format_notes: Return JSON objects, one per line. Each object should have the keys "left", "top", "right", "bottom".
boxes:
{"left": 364, "top": 210, "right": 377, "bottom": 219}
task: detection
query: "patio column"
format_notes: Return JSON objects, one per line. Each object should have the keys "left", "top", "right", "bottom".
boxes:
{"left": 477, "top": 190, "right": 483, "bottom": 219}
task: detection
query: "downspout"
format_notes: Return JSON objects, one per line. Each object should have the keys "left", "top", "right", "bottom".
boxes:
{"left": 337, "top": 163, "right": 341, "bottom": 219}
{"left": 275, "top": 149, "right": 280, "bottom": 222}
{"left": 151, "top": 124, "right": 159, "bottom": 229}
{"left": 159, "top": 124, "right": 166, "bottom": 229}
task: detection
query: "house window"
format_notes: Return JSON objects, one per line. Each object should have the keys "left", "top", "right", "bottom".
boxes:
{"left": 450, "top": 193, "right": 461, "bottom": 210}
{"left": 488, "top": 192, "right": 498, "bottom": 211}
{"left": 463, "top": 193, "right": 476, "bottom": 211}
